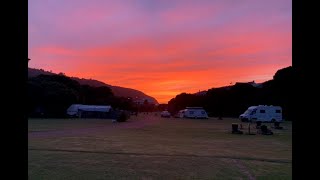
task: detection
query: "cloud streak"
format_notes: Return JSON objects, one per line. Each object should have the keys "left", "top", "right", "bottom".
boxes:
{"left": 29, "top": 0, "right": 292, "bottom": 103}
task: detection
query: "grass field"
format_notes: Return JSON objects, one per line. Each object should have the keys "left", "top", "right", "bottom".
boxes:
{"left": 29, "top": 113, "right": 292, "bottom": 180}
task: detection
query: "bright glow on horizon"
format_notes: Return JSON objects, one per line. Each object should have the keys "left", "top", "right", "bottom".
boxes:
{"left": 29, "top": 0, "right": 292, "bottom": 103}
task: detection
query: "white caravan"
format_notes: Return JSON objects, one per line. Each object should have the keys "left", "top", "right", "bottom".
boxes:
{"left": 67, "top": 104, "right": 112, "bottom": 117}
{"left": 179, "top": 107, "right": 208, "bottom": 119}
{"left": 239, "top": 105, "right": 282, "bottom": 122}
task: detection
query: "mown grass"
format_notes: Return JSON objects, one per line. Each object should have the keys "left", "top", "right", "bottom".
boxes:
{"left": 29, "top": 114, "right": 292, "bottom": 179}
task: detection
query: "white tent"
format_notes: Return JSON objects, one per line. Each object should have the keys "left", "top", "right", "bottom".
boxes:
{"left": 67, "top": 104, "right": 112, "bottom": 116}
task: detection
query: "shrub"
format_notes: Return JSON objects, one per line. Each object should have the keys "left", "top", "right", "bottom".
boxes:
{"left": 117, "top": 111, "right": 129, "bottom": 122}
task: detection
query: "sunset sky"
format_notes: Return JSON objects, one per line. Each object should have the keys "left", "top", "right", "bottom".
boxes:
{"left": 28, "top": 0, "right": 292, "bottom": 103}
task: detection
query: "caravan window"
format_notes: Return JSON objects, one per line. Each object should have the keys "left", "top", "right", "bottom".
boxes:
{"left": 260, "top": 110, "right": 266, "bottom": 113}
{"left": 276, "top": 110, "right": 281, "bottom": 113}
{"left": 250, "top": 109, "right": 256, "bottom": 115}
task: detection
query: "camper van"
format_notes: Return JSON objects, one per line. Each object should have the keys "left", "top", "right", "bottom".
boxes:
{"left": 180, "top": 107, "right": 208, "bottom": 119}
{"left": 175, "top": 110, "right": 185, "bottom": 118}
{"left": 239, "top": 105, "right": 282, "bottom": 122}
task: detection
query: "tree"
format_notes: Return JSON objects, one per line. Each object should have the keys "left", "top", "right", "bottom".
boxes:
{"left": 28, "top": 74, "right": 81, "bottom": 117}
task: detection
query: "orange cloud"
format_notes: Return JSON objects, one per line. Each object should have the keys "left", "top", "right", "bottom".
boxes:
{"left": 29, "top": 0, "right": 291, "bottom": 103}
{"left": 30, "top": 31, "right": 291, "bottom": 103}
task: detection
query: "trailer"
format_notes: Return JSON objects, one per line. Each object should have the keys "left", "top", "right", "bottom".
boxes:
{"left": 179, "top": 107, "right": 208, "bottom": 119}
{"left": 66, "top": 104, "right": 113, "bottom": 118}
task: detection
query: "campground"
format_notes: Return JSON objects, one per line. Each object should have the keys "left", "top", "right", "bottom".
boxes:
{"left": 29, "top": 113, "right": 292, "bottom": 179}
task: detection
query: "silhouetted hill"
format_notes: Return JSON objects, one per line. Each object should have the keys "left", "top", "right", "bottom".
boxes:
{"left": 28, "top": 68, "right": 56, "bottom": 77}
{"left": 28, "top": 68, "right": 158, "bottom": 104}
{"left": 169, "top": 66, "right": 295, "bottom": 120}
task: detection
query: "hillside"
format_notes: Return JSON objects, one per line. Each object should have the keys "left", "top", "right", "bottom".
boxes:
{"left": 168, "top": 66, "right": 294, "bottom": 119}
{"left": 28, "top": 68, "right": 158, "bottom": 104}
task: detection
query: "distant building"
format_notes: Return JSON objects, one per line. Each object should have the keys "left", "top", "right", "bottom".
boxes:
{"left": 133, "top": 99, "right": 144, "bottom": 105}
{"left": 134, "top": 98, "right": 156, "bottom": 105}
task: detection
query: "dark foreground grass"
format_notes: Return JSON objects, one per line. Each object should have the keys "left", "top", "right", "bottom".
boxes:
{"left": 29, "top": 114, "right": 292, "bottom": 179}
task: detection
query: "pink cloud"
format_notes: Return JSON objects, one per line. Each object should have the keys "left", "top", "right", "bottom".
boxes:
{"left": 29, "top": 0, "right": 291, "bottom": 103}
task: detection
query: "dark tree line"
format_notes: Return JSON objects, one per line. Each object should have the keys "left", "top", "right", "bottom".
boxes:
{"left": 29, "top": 66, "right": 297, "bottom": 119}
{"left": 168, "top": 66, "right": 296, "bottom": 120}
{"left": 28, "top": 74, "right": 135, "bottom": 117}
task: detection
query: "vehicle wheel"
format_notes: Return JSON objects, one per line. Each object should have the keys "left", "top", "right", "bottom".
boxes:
{"left": 271, "top": 119, "right": 276, "bottom": 123}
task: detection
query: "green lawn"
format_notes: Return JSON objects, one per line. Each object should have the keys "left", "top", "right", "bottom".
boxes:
{"left": 29, "top": 114, "right": 292, "bottom": 179}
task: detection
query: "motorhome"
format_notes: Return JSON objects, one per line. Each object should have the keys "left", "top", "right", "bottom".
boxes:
{"left": 179, "top": 107, "right": 208, "bottom": 119}
{"left": 239, "top": 105, "right": 282, "bottom": 122}
{"left": 177, "top": 110, "right": 186, "bottom": 118}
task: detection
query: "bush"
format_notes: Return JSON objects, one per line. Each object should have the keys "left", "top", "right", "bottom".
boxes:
{"left": 117, "top": 111, "right": 129, "bottom": 122}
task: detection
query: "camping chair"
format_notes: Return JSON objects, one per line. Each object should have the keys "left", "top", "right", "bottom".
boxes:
{"left": 232, "top": 123, "right": 243, "bottom": 134}
{"left": 259, "top": 125, "right": 273, "bottom": 135}
{"left": 256, "top": 121, "right": 262, "bottom": 129}
{"left": 273, "top": 122, "right": 283, "bottom": 129}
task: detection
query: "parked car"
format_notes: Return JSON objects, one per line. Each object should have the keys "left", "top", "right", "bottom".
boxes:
{"left": 160, "top": 111, "right": 171, "bottom": 118}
